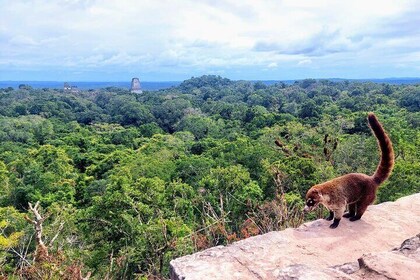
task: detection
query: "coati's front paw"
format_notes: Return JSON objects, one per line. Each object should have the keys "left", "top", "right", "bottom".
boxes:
{"left": 329, "top": 223, "right": 339, "bottom": 229}
{"left": 329, "top": 218, "right": 340, "bottom": 229}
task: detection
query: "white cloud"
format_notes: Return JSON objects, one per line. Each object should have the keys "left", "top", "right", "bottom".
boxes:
{"left": 298, "top": 59, "right": 312, "bottom": 66}
{"left": 0, "top": 0, "right": 419, "bottom": 80}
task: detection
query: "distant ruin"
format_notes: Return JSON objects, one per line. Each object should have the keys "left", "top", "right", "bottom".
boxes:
{"left": 64, "top": 82, "right": 80, "bottom": 93}
{"left": 130, "top": 77, "right": 143, "bottom": 93}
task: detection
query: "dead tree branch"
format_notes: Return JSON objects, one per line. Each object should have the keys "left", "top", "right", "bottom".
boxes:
{"left": 25, "top": 201, "right": 49, "bottom": 262}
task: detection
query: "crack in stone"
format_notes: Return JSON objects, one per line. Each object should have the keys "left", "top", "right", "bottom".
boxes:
{"left": 230, "top": 254, "right": 264, "bottom": 280}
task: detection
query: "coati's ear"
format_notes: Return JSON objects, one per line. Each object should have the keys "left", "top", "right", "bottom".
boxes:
{"left": 312, "top": 189, "right": 322, "bottom": 197}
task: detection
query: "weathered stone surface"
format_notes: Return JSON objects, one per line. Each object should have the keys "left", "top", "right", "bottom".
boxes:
{"left": 272, "top": 264, "right": 354, "bottom": 280}
{"left": 353, "top": 233, "right": 420, "bottom": 280}
{"left": 331, "top": 261, "right": 360, "bottom": 275}
{"left": 170, "top": 193, "right": 420, "bottom": 280}
{"left": 357, "top": 251, "right": 419, "bottom": 279}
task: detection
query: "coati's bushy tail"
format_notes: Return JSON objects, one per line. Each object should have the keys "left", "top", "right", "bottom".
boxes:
{"left": 368, "top": 113, "right": 394, "bottom": 185}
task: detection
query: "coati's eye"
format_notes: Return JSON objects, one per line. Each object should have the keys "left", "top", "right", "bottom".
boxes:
{"left": 307, "top": 199, "right": 315, "bottom": 206}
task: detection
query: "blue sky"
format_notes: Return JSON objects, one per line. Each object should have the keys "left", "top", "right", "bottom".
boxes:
{"left": 1, "top": 0, "right": 419, "bottom": 81}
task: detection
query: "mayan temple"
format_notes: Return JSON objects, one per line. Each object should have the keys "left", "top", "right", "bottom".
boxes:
{"left": 130, "top": 77, "right": 143, "bottom": 93}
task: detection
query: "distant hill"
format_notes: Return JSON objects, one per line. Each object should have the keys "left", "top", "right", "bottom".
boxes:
{"left": 0, "top": 81, "right": 181, "bottom": 90}
{"left": 1, "top": 77, "right": 419, "bottom": 91}
{"left": 261, "top": 77, "right": 420, "bottom": 85}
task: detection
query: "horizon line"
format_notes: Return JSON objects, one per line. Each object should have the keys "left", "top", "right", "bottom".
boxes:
{"left": 1, "top": 77, "right": 420, "bottom": 83}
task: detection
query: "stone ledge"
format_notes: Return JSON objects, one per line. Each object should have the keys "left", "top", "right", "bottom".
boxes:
{"left": 170, "top": 193, "right": 420, "bottom": 280}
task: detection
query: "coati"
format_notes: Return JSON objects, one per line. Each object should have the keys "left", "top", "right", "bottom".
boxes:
{"left": 303, "top": 113, "right": 394, "bottom": 228}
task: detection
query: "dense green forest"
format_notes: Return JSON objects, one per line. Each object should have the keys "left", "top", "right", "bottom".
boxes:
{"left": 0, "top": 76, "right": 419, "bottom": 279}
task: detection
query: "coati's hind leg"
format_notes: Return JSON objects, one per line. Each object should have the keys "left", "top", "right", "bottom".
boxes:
{"left": 349, "top": 195, "right": 375, "bottom": 222}
{"left": 343, "top": 203, "right": 356, "bottom": 218}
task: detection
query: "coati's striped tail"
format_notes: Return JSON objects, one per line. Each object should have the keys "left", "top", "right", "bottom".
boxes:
{"left": 368, "top": 113, "right": 394, "bottom": 185}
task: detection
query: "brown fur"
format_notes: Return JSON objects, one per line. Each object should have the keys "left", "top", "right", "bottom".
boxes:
{"left": 304, "top": 113, "right": 394, "bottom": 228}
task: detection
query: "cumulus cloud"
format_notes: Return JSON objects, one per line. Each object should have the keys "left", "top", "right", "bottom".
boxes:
{"left": 0, "top": 0, "right": 419, "bottom": 80}
{"left": 298, "top": 59, "right": 312, "bottom": 66}
{"left": 267, "top": 62, "right": 278, "bottom": 68}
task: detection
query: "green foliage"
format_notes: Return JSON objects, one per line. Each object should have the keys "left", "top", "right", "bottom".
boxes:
{"left": 177, "top": 115, "right": 221, "bottom": 139}
{"left": 272, "top": 156, "right": 319, "bottom": 196}
{"left": 0, "top": 206, "right": 26, "bottom": 271}
{"left": 398, "top": 85, "right": 420, "bottom": 111}
{"left": 81, "top": 175, "right": 195, "bottom": 277}
{"left": 0, "top": 161, "right": 10, "bottom": 205}
{"left": 199, "top": 165, "right": 263, "bottom": 222}
{"left": 7, "top": 145, "right": 77, "bottom": 209}
{"left": 377, "top": 161, "right": 420, "bottom": 202}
